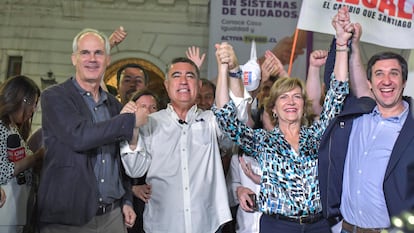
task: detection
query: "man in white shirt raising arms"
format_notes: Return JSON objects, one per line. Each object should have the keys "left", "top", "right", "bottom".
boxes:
{"left": 120, "top": 44, "right": 251, "bottom": 233}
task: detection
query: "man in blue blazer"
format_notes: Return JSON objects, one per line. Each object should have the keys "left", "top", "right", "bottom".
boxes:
{"left": 318, "top": 14, "right": 414, "bottom": 232}
{"left": 37, "top": 28, "right": 146, "bottom": 233}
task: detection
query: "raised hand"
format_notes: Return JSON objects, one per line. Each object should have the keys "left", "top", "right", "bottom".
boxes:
{"left": 309, "top": 50, "right": 328, "bottom": 68}
{"left": 109, "top": 26, "right": 127, "bottom": 49}
{"left": 215, "top": 42, "right": 239, "bottom": 71}
{"left": 185, "top": 46, "right": 206, "bottom": 69}
{"left": 261, "top": 50, "right": 288, "bottom": 82}
{"left": 332, "top": 6, "right": 354, "bottom": 45}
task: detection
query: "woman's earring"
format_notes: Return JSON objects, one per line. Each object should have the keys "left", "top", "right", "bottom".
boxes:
{"left": 272, "top": 112, "right": 277, "bottom": 119}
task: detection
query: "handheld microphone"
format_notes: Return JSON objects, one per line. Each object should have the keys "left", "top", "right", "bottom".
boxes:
{"left": 7, "top": 134, "right": 25, "bottom": 162}
{"left": 7, "top": 134, "right": 26, "bottom": 185}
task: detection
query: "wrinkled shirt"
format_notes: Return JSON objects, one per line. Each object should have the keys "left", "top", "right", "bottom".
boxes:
{"left": 121, "top": 91, "right": 251, "bottom": 233}
{"left": 213, "top": 76, "right": 348, "bottom": 216}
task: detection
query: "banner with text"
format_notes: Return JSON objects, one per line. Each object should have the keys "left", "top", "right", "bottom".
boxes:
{"left": 297, "top": 0, "right": 414, "bottom": 49}
{"left": 208, "top": 0, "right": 307, "bottom": 81}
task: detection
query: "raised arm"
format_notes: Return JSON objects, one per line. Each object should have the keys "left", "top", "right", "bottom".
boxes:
{"left": 332, "top": 6, "right": 353, "bottom": 83}
{"left": 215, "top": 43, "right": 231, "bottom": 108}
{"left": 215, "top": 42, "right": 245, "bottom": 109}
{"left": 306, "top": 50, "right": 328, "bottom": 115}
{"left": 349, "top": 23, "right": 374, "bottom": 98}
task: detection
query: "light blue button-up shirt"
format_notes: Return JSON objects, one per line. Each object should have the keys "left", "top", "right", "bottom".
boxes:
{"left": 341, "top": 101, "right": 409, "bottom": 228}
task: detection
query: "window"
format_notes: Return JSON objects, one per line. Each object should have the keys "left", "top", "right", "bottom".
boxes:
{"left": 7, "top": 56, "right": 22, "bottom": 79}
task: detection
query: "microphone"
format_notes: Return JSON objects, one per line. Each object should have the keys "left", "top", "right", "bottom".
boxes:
{"left": 178, "top": 119, "right": 187, "bottom": 125}
{"left": 7, "top": 134, "right": 25, "bottom": 162}
{"left": 7, "top": 134, "right": 26, "bottom": 185}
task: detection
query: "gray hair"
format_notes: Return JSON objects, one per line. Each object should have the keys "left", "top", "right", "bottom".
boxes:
{"left": 72, "top": 28, "right": 110, "bottom": 54}
{"left": 165, "top": 57, "right": 200, "bottom": 80}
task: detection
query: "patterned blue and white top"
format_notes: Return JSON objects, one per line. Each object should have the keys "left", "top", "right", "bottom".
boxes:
{"left": 213, "top": 76, "right": 349, "bottom": 216}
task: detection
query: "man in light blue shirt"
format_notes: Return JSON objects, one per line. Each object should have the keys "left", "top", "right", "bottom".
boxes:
{"left": 318, "top": 10, "right": 414, "bottom": 233}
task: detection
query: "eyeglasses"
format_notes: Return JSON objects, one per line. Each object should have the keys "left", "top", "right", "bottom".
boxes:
{"left": 77, "top": 49, "right": 106, "bottom": 58}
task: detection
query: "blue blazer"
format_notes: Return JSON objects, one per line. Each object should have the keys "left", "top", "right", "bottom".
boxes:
{"left": 318, "top": 95, "right": 414, "bottom": 219}
{"left": 37, "top": 78, "right": 135, "bottom": 225}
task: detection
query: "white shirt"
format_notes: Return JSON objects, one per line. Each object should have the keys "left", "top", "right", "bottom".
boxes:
{"left": 229, "top": 154, "right": 262, "bottom": 233}
{"left": 0, "top": 124, "right": 32, "bottom": 228}
{"left": 121, "top": 92, "right": 250, "bottom": 233}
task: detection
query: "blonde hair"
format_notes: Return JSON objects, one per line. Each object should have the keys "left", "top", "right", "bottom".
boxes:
{"left": 264, "top": 77, "right": 316, "bottom": 127}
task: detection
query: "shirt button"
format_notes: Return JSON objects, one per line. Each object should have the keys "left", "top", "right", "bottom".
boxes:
{"left": 94, "top": 107, "right": 98, "bottom": 111}
{"left": 102, "top": 159, "right": 105, "bottom": 163}
{"left": 358, "top": 170, "right": 362, "bottom": 174}
{"left": 100, "top": 179, "right": 104, "bottom": 183}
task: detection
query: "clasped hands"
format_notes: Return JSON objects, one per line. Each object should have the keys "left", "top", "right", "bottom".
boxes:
{"left": 215, "top": 42, "right": 240, "bottom": 72}
{"left": 332, "top": 6, "right": 356, "bottom": 46}
{"left": 120, "top": 101, "right": 150, "bottom": 128}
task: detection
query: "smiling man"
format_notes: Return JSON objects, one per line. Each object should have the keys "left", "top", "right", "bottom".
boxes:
{"left": 319, "top": 51, "right": 414, "bottom": 232}
{"left": 37, "top": 28, "right": 141, "bottom": 233}
{"left": 120, "top": 55, "right": 251, "bottom": 233}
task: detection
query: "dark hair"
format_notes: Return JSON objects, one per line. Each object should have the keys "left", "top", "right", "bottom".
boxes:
{"left": 130, "top": 89, "right": 160, "bottom": 111}
{"left": 367, "top": 52, "right": 408, "bottom": 81}
{"left": 116, "top": 63, "right": 149, "bottom": 87}
{"left": 165, "top": 57, "right": 200, "bottom": 80}
{"left": 0, "top": 75, "right": 41, "bottom": 140}
{"left": 200, "top": 78, "right": 216, "bottom": 98}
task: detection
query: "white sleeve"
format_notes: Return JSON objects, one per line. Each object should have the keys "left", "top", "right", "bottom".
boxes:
{"left": 229, "top": 154, "right": 242, "bottom": 205}
{"left": 229, "top": 88, "right": 252, "bottom": 123}
{"left": 120, "top": 139, "right": 151, "bottom": 178}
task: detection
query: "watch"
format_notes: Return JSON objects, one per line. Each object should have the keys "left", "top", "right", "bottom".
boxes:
{"left": 229, "top": 69, "right": 243, "bottom": 79}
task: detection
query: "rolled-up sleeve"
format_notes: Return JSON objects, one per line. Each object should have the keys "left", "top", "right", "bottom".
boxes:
{"left": 229, "top": 88, "right": 252, "bottom": 124}
{"left": 120, "top": 139, "right": 151, "bottom": 178}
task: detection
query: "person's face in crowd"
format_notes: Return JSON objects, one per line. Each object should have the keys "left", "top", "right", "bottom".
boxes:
{"left": 119, "top": 67, "right": 147, "bottom": 104}
{"left": 165, "top": 62, "right": 201, "bottom": 109}
{"left": 71, "top": 33, "right": 110, "bottom": 84}
{"left": 273, "top": 86, "right": 304, "bottom": 125}
{"left": 11, "top": 95, "right": 39, "bottom": 125}
{"left": 135, "top": 95, "right": 158, "bottom": 114}
{"left": 368, "top": 58, "right": 405, "bottom": 112}
{"left": 196, "top": 84, "right": 214, "bottom": 111}
{"left": 258, "top": 79, "right": 274, "bottom": 103}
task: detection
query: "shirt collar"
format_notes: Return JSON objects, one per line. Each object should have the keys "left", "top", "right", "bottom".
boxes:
{"left": 166, "top": 103, "right": 200, "bottom": 123}
{"left": 372, "top": 100, "right": 409, "bottom": 125}
{"left": 71, "top": 77, "right": 107, "bottom": 103}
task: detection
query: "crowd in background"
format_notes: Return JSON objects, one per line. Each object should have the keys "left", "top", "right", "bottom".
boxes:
{"left": 0, "top": 5, "right": 413, "bottom": 233}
